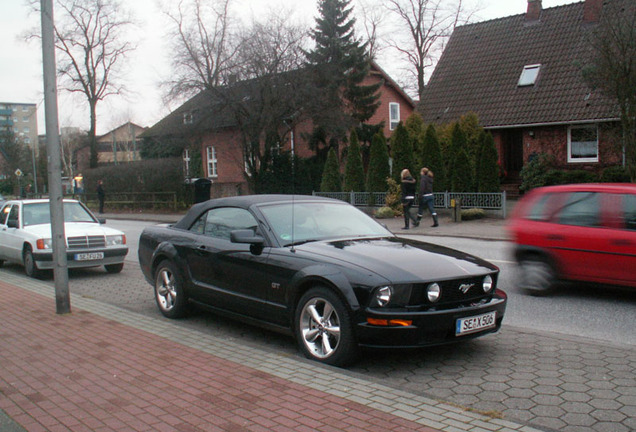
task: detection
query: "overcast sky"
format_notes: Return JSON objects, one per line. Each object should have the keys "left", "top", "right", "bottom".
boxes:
{"left": 1, "top": 0, "right": 580, "bottom": 136}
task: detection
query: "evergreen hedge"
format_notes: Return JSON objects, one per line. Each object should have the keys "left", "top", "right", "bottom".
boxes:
{"left": 343, "top": 129, "right": 365, "bottom": 191}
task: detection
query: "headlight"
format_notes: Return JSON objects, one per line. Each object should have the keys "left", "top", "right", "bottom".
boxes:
{"left": 373, "top": 286, "right": 392, "bottom": 307}
{"left": 427, "top": 283, "right": 441, "bottom": 302}
{"left": 483, "top": 275, "right": 493, "bottom": 293}
{"left": 106, "top": 234, "right": 126, "bottom": 246}
{"left": 36, "top": 238, "right": 53, "bottom": 250}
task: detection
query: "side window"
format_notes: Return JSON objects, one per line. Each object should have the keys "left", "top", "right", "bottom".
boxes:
{"left": 7, "top": 205, "right": 20, "bottom": 227}
{"left": 622, "top": 194, "right": 636, "bottom": 231}
{"left": 190, "top": 207, "right": 258, "bottom": 241}
{"left": 558, "top": 192, "right": 600, "bottom": 227}
{"left": 526, "top": 193, "right": 565, "bottom": 222}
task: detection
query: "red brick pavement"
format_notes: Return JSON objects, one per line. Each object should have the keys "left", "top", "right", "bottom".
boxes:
{"left": 0, "top": 282, "right": 441, "bottom": 432}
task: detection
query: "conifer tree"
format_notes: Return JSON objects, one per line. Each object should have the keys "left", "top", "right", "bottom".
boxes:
{"left": 420, "top": 125, "right": 447, "bottom": 192}
{"left": 366, "top": 133, "right": 390, "bottom": 192}
{"left": 451, "top": 148, "right": 473, "bottom": 192}
{"left": 390, "top": 122, "right": 415, "bottom": 183}
{"left": 478, "top": 132, "right": 501, "bottom": 192}
{"left": 320, "top": 147, "right": 342, "bottom": 192}
{"left": 344, "top": 129, "right": 365, "bottom": 191}
{"left": 306, "top": 0, "right": 380, "bottom": 144}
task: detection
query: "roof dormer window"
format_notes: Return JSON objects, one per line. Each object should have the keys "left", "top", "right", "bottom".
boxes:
{"left": 518, "top": 64, "right": 541, "bottom": 86}
{"left": 183, "top": 112, "right": 193, "bottom": 125}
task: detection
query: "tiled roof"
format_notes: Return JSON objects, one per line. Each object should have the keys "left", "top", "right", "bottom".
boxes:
{"left": 419, "top": 1, "right": 620, "bottom": 128}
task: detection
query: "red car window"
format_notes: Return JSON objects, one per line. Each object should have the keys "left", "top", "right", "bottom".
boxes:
{"left": 557, "top": 192, "right": 600, "bottom": 227}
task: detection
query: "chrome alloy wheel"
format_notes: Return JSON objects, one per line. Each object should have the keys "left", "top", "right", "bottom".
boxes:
{"left": 299, "top": 297, "right": 341, "bottom": 359}
{"left": 155, "top": 267, "right": 177, "bottom": 312}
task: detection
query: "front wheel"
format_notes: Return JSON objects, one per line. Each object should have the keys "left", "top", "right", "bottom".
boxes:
{"left": 518, "top": 257, "right": 556, "bottom": 296}
{"left": 295, "top": 286, "right": 357, "bottom": 366}
{"left": 24, "top": 246, "right": 43, "bottom": 279}
{"left": 154, "top": 260, "right": 188, "bottom": 318}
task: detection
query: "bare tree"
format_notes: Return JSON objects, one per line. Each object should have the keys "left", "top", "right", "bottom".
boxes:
{"left": 384, "top": 0, "right": 473, "bottom": 99}
{"left": 163, "top": 0, "right": 237, "bottom": 99}
{"left": 583, "top": 0, "right": 636, "bottom": 181}
{"left": 356, "top": 0, "right": 388, "bottom": 60}
{"left": 46, "top": 0, "right": 135, "bottom": 168}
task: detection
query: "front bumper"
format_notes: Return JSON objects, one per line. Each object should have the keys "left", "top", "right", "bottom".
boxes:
{"left": 355, "top": 289, "right": 507, "bottom": 348}
{"left": 33, "top": 247, "right": 129, "bottom": 269}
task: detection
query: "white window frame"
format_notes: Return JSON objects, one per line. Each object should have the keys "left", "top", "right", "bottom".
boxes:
{"left": 568, "top": 124, "right": 599, "bottom": 163}
{"left": 518, "top": 64, "right": 541, "bottom": 86}
{"left": 206, "top": 146, "right": 218, "bottom": 177}
{"left": 389, "top": 102, "right": 400, "bottom": 130}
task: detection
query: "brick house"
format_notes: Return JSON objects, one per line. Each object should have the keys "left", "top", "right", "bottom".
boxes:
{"left": 419, "top": 0, "right": 625, "bottom": 195}
{"left": 75, "top": 122, "right": 147, "bottom": 171}
{"left": 142, "top": 62, "right": 415, "bottom": 197}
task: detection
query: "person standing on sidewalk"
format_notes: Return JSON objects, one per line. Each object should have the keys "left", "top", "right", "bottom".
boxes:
{"left": 97, "top": 180, "right": 105, "bottom": 214}
{"left": 417, "top": 168, "right": 438, "bottom": 227}
{"left": 400, "top": 169, "right": 418, "bottom": 229}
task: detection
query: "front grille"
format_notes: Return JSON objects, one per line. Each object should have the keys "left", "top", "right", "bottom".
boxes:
{"left": 411, "top": 275, "right": 494, "bottom": 307}
{"left": 67, "top": 235, "right": 106, "bottom": 249}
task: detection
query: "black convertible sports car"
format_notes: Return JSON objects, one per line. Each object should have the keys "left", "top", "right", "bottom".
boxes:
{"left": 138, "top": 195, "right": 507, "bottom": 366}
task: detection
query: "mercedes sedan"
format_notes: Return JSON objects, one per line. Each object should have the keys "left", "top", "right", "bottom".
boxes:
{"left": 138, "top": 195, "right": 507, "bottom": 366}
{"left": 0, "top": 199, "right": 128, "bottom": 278}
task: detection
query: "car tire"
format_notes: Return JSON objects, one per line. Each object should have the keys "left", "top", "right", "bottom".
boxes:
{"left": 105, "top": 263, "right": 124, "bottom": 273}
{"left": 154, "top": 260, "right": 188, "bottom": 318}
{"left": 519, "top": 257, "right": 556, "bottom": 296}
{"left": 23, "top": 245, "right": 43, "bottom": 279}
{"left": 295, "top": 286, "right": 358, "bottom": 366}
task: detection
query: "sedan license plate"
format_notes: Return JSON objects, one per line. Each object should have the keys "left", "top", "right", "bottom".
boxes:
{"left": 75, "top": 252, "right": 104, "bottom": 261}
{"left": 456, "top": 311, "right": 496, "bottom": 336}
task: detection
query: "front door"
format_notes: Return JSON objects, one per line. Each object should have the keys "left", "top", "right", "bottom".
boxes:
{"left": 500, "top": 129, "right": 524, "bottom": 181}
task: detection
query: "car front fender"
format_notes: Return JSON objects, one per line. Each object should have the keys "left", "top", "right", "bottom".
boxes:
{"left": 287, "top": 264, "right": 362, "bottom": 313}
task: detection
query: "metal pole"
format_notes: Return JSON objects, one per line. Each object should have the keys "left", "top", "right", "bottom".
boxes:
{"left": 41, "top": 0, "right": 70, "bottom": 314}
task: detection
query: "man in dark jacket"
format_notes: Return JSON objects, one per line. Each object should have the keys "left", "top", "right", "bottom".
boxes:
{"left": 97, "top": 180, "right": 105, "bottom": 214}
{"left": 417, "top": 168, "right": 438, "bottom": 227}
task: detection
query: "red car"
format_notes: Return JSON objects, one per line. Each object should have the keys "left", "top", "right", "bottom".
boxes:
{"left": 508, "top": 183, "right": 636, "bottom": 295}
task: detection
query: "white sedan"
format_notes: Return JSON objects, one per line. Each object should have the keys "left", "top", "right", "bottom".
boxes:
{"left": 0, "top": 199, "right": 128, "bottom": 278}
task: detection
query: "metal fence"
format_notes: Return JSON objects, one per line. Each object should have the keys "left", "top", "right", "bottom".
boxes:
{"left": 313, "top": 190, "right": 508, "bottom": 218}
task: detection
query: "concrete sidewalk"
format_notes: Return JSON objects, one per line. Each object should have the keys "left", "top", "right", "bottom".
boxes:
{"left": 0, "top": 272, "right": 539, "bottom": 432}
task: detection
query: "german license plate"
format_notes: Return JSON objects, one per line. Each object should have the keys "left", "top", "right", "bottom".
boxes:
{"left": 456, "top": 311, "right": 496, "bottom": 336}
{"left": 75, "top": 252, "right": 104, "bottom": 261}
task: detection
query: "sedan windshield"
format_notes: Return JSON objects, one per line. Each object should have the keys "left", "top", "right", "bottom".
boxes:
{"left": 23, "top": 202, "right": 97, "bottom": 226}
{"left": 259, "top": 201, "right": 392, "bottom": 246}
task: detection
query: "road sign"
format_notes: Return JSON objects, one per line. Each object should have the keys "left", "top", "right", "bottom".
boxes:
{"left": 15, "top": 169, "right": 23, "bottom": 177}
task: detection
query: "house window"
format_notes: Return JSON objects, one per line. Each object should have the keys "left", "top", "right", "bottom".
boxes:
{"left": 568, "top": 125, "right": 598, "bottom": 163}
{"left": 389, "top": 103, "right": 400, "bottom": 130}
{"left": 206, "top": 146, "right": 218, "bottom": 177}
{"left": 183, "top": 112, "right": 193, "bottom": 125}
{"left": 518, "top": 64, "right": 541, "bottom": 86}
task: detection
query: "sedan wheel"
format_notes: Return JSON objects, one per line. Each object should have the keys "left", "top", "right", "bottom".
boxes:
{"left": 154, "top": 260, "right": 187, "bottom": 318}
{"left": 23, "top": 246, "right": 43, "bottom": 279}
{"left": 519, "top": 257, "right": 556, "bottom": 296}
{"left": 295, "top": 287, "right": 357, "bottom": 366}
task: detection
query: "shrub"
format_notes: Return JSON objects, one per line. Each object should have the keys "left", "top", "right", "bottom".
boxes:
{"left": 561, "top": 170, "right": 598, "bottom": 184}
{"left": 601, "top": 166, "right": 631, "bottom": 183}
{"left": 366, "top": 133, "right": 390, "bottom": 192}
{"left": 343, "top": 129, "right": 365, "bottom": 192}
{"left": 461, "top": 208, "right": 486, "bottom": 220}
{"left": 374, "top": 206, "right": 395, "bottom": 219}
{"left": 520, "top": 153, "right": 557, "bottom": 192}
{"left": 477, "top": 132, "right": 500, "bottom": 192}
{"left": 385, "top": 178, "right": 403, "bottom": 215}
{"left": 320, "top": 148, "right": 341, "bottom": 192}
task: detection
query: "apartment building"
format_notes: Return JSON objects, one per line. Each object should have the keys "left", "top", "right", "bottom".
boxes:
{"left": 0, "top": 102, "right": 39, "bottom": 148}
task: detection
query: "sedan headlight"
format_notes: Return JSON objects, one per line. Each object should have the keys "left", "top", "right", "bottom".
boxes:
{"left": 482, "top": 275, "right": 493, "bottom": 293}
{"left": 427, "top": 283, "right": 441, "bottom": 303}
{"left": 36, "top": 238, "right": 53, "bottom": 250}
{"left": 106, "top": 234, "right": 126, "bottom": 246}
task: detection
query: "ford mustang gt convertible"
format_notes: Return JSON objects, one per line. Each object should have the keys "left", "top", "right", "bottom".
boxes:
{"left": 138, "top": 195, "right": 507, "bottom": 366}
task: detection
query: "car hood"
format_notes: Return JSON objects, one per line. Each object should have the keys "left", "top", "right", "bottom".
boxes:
{"left": 24, "top": 222, "right": 125, "bottom": 238}
{"left": 294, "top": 237, "right": 497, "bottom": 282}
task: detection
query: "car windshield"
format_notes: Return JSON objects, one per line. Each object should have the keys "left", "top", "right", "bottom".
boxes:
{"left": 259, "top": 201, "right": 392, "bottom": 246}
{"left": 23, "top": 202, "right": 96, "bottom": 226}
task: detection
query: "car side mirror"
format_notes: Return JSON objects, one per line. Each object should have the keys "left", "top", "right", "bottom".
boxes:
{"left": 98, "top": 218, "right": 106, "bottom": 224}
{"left": 230, "top": 229, "right": 264, "bottom": 245}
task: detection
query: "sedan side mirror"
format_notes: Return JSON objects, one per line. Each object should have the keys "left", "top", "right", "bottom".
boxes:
{"left": 230, "top": 229, "right": 264, "bottom": 245}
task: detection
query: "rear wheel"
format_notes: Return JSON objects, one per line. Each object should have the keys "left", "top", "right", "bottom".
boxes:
{"left": 23, "top": 246, "right": 43, "bottom": 279}
{"left": 154, "top": 260, "right": 188, "bottom": 318}
{"left": 519, "top": 257, "right": 556, "bottom": 296}
{"left": 295, "top": 286, "right": 357, "bottom": 366}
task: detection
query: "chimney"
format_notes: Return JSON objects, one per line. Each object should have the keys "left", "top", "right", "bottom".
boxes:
{"left": 526, "top": 0, "right": 542, "bottom": 21}
{"left": 583, "top": 0, "right": 603, "bottom": 23}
